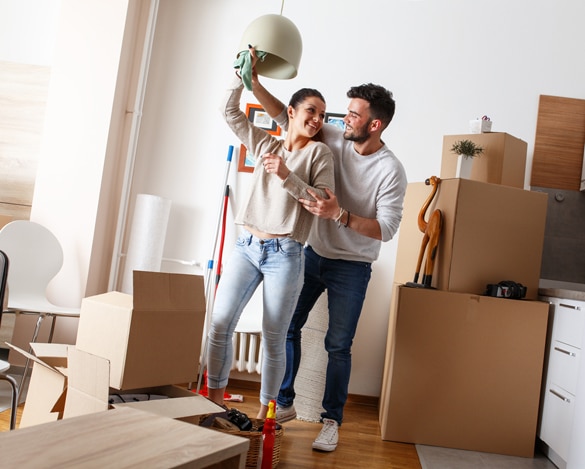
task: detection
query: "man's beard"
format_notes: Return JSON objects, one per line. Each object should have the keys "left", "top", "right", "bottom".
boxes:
{"left": 343, "top": 121, "right": 370, "bottom": 143}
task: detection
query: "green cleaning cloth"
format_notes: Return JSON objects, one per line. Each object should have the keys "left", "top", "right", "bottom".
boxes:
{"left": 234, "top": 49, "right": 267, "bottom": 91}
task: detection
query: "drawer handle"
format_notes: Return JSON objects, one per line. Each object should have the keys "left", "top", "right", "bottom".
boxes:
{"left": 554, "top": 346, "right": 577, "bottom": 357}
{"left": 549, "top": 388, "right": 571, "bottom": 403}
{"left": 559, "top": 303, "right": 582, "bottom": 311}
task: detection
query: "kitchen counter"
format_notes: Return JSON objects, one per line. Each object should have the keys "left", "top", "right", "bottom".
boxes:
{"left": 539, "top": 279, "right": 585, "bottom": 301}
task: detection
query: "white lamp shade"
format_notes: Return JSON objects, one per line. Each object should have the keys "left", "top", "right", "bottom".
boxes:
{"left": 238, "top": 14, "right": 303, "bottom": 80}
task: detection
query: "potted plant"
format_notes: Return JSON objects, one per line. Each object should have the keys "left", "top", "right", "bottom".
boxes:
{"left": 450, "top": 139, "right": 484, "bottom": 178}
{"left": 450, "top": 139, "right": 484, "bottom": 159}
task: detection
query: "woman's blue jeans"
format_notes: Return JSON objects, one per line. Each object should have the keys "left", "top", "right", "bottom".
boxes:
{"left": 207, "top": 229, "right": 304, "bottom": 406}
{"left": 276, "top": 245, "right": 372, "bottom": 425}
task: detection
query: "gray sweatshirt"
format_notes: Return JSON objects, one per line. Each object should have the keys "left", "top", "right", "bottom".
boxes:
{"left": 275, "top": 110, "right": 407, "bottom": 263}
{"left": 220, "top": 77, "right": 335, "bottom": 244}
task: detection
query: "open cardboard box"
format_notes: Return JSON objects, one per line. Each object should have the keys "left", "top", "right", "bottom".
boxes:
{"left": 8, "top": 343, "right": 113, "bottom": 427}
{"left": 9, "top": 343, "right": 224, "bottom": 427}
{"left": 6, "top": 342, "right": 69, "bottom": 428}
{"left": 75, "top": 270, "right": 206, "bottom": 390}
{"left": 109, "top": 385, "right": 224, "bottom": 425}
{"left": 11, "top": 270, "right": 212, "bottom": 427}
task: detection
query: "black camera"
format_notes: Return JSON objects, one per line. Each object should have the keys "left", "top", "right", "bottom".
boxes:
{"left": 226, "top": 408, "right": 252, "bottom": 431}
{"left": 485, "top": 281, "right": 527, "bottom": 299}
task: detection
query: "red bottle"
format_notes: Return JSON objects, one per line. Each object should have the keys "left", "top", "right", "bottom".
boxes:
{"left": 261, "top": 400, "right": 277, "bottom": 469}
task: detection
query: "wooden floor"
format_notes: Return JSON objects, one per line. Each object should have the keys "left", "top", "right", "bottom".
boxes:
{"left": 0, "top": 380, "right": 422, "bottom": 469}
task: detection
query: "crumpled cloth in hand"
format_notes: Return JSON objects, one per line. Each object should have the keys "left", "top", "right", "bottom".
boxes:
{"left": 233, "top": 49, "right": 267, "bottom": 91}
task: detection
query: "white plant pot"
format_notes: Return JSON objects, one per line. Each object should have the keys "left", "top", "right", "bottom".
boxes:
{"left": 456, "top": 155, "right": 474, "bottom": 179}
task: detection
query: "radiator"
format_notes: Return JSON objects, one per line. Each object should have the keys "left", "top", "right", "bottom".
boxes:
{"left": 232, "top": 331, "right": 263, "bottom": 374}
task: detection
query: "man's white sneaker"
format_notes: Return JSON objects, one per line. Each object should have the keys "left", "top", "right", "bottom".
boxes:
{"left": 312, "top": 418, "right": 339, "bottom": 452}
{"left": 276, "top": 404, "right": 297, "bottom": 423}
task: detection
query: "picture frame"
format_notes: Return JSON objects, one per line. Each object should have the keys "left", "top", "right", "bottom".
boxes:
{"left": 325, "top": 112, "right": 346, "bottom": 131}
{"left": 238, "top": 104, "right": 282, "bottom": 173}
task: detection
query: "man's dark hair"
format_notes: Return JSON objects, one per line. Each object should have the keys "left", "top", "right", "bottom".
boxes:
{"left": 347, "top": 83, "right": 395, "bottom": 130}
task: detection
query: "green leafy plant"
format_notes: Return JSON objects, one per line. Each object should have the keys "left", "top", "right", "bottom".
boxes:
{"left": 450, "top": 139, "right": 484, "bottom": 159}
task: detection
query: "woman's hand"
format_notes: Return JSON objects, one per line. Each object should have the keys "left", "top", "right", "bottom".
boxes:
{"left": 249, "top": 46, "right": 260, "bottom": 87}
{"left": 262, "top": 153, "right": 290, "bottom": 180}
{"left": 249, "top": 45, "right": 258, "bottom": 67}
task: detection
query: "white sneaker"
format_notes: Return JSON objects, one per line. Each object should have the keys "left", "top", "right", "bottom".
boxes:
{"left": 276, "top": 404, "right": 297, "bottom": 423}
{"left": 312, "top": 418, "right": 339, "bottom": 452}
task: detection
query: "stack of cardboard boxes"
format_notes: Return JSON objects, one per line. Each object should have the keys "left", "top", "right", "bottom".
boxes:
{"left": 378, "top": 133, "right": 551, "bottom": 457}
{"left": 9, "top": 270, "right": 221, "bottom": 427}
{"left": 5, "top": 270, "right": 253, "bottom": 466}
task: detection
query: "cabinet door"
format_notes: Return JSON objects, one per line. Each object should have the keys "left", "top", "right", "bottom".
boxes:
{"left": 549, "top": 341, "right": 582, "bottom": 395}
{"left": 553, "top": 299, "right": 585, "bottom": 348}
{"left": 540, "top": 382, "right": 575, "bottom": 461}
{"left": 530, "top": 95, "right": 585, "bottom": 191}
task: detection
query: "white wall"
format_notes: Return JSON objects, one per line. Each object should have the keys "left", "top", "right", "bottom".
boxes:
{"left": 132, "top": 0, "right": 585, "bottom": 397}
{"left": 0, "top": 0, "right": 60, "bottom": 66}
{"left": 4, "top": 0, "right": 585, "bottom": 397}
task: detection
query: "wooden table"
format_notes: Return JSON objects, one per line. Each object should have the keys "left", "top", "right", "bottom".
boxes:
{"left": 0, "top": 406, "right": 249, "bottom": 468}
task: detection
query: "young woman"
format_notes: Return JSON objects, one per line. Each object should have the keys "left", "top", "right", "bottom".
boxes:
{"left": 206, "top": 62, "right": 335, "bottom": 419}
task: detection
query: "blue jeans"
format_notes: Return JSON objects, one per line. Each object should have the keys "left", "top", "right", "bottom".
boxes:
{"left": 207, "top": 229, "right": 304, "bottom": 406}
{"left": 277, "top": 245, "right": 372, "bottom": 425}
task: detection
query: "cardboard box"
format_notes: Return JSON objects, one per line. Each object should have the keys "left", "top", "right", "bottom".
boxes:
{"left": 393, "top": 178, "right": 547, "bottom": 300}
{"left": 63, "top": 346, "right": 111, "bottom": 419}
{"left": 8, "top": 342, "right": 223, "bottom": 426}
{"left": 379, "top": 286, "right": 549, "bottom": 457}
{"left": 75, "top": 271, "right": 206, "bottom": 390}
{"left": 7, "top": 343, "right": 111, "bottom": 427}
{"left": 441, "top": 133, "right": 527, "bottom": 188}
{"left": 7, "top": 342, "right": 70, "bottom": 428}
{"left": 110, "top": 385, "right": 224, "bottom": 425}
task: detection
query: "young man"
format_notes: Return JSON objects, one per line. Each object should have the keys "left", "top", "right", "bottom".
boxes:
{"left": 252, "top": 68, "right": 407, "bottom": 452}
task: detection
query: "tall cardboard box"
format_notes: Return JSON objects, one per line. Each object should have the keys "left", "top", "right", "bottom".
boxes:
{"left": 379, "top": 286, "right": 549, "bottom": 457}
{"left": 441, "top": 133, "right": 527, "bottom": 188}
{"left": 393, "top": 179, "right": 547, "bottom": 300}
{"left": 75, "top": 271, "right": 206, "bottom": 390}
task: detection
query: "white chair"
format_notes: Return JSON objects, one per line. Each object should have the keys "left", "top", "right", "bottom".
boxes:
{"left": 0, "top": 248, "right": 19, "bottom": 429}
{"left": 0, "top": 360, "right": 18, "bottom": 430}
{"left": 0, "top": 221, "right": 80, "bottom": 391}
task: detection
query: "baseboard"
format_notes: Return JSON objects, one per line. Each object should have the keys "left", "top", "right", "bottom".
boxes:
{"left": 229, "top": 378, "right": 380, "bottom": 408}
{"left": 537, "top": 438, "right": 565, "bottom": 469}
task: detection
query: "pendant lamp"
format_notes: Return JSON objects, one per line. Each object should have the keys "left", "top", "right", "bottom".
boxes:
{"left": 237, "top": 13, "right": 303, "bottom": 79}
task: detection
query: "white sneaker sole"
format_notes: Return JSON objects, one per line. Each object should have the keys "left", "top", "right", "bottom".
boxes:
{"left": 276, "top": 409, "right": 297, "bottom": 424}
{"left": 312, "top": 441, "right": 337, "bottom": 452}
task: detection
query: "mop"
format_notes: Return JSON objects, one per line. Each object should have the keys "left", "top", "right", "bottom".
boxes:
{"left": 194, "top": 145, "right": 243, "bottom": 402}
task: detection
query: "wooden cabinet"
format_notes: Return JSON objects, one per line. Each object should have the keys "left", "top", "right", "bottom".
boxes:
{"left": 539, "top": 296, "right": 585, "bottom": 468}
{"left": 0, "top": 61, "right": 51, "bottom": 220}
{"left": 530, "top": 95, "right": 585, "bottom": 191}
